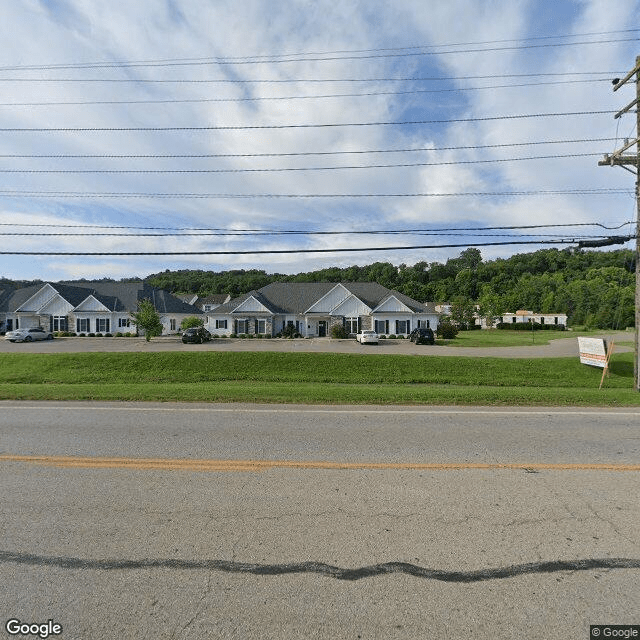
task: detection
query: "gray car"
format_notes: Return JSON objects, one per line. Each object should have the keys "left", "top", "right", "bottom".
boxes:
{"left": 4, "top": 327, "right": 54, "bottom": 342}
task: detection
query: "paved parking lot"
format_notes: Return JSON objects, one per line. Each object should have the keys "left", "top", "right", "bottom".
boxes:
{"left": 0, "top": 333, "right": 631, "bottom": 358}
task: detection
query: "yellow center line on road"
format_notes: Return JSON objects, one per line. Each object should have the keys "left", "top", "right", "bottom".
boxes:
{"left": 1, "top": 454, "right": 640, "bottom": 472}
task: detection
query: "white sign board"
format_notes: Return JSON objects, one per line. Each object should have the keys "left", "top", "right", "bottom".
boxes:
{"left": 577, "top": 337, "right": 608, "bottom": 368}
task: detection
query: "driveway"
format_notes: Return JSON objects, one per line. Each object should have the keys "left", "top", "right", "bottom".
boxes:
{"left": 0, "top": 332, "right": 632, "bottom": 358}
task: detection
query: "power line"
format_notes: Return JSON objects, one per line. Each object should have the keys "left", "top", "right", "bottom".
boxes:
{"left": 1, "top": 221, "right": 630, "bottom": 232}
{"left": 0, "top": 38, "right": 637, "bottom": 72}
{"left": 0, "top": 79, "right": 615, "bottom": 107}
{"left": 0, "top": 189, "right": 631, "bottom": 199}
{"left": 1, "top": 29, "right": 637, "bottom": 72}
{"left": 2, "top": 29, "right": 638, "bottom": 73}
{"left": 1, "top": 237, "right": 635, "bottom": 256}
{"left": 0, "top": 153, "right": 604, "bottom": 174}
{"left": 0, "top": 72, "right": 621, "bottom": 84}
{"left": 0, "top": 139, "right": 616, "bottom": 159}
{"left": 0, "top": 111, "right": 618, "bottom": 132}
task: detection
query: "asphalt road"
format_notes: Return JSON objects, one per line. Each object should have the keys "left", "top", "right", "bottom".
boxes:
{"left": 1, "top": 403, "right": 639, "bottom": 639}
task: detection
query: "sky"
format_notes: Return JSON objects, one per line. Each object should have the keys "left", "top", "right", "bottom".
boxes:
{"left": 0, "top": 0, "right": 638, "bottom": 282}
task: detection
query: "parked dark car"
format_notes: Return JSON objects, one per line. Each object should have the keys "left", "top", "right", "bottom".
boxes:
{"left": 181, "top": 327, "right": 211, "bottom": 344}
{"left": 409, "top": 327, "right": 435, "bottom": 345}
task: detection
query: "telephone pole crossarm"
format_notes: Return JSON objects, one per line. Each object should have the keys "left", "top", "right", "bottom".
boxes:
{"left": 599, "top": 55, "right": 640, "bottom": 391}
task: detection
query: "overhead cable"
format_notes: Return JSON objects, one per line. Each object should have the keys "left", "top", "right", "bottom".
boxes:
{"left": 0, "top": 189, "right": 631, "bottom": 199}
{"left": 1, "top": 237, "right": 635, "bottom": 256}
{"left": 0, "top": 38, "right": 637, "bottom": 71}
{"left": 0, "top": 139, "right": 616, "bottom": 159}
{"left": 0, "top": 221, "right": 631, "bottom": 232}
{"left": 1, "top": 29, "right": 638, "bottom": 72}
{"left": 0, "top": 152, "right": 605, "bottom": 173}
{"left": 0, "top": 73, "right": 621, "bottom": 84}
{"left": 0, "top": 111, "right": 618, "bottom": 132}
{"left": 0, "top": 79, "right": 616, "bottom": 107}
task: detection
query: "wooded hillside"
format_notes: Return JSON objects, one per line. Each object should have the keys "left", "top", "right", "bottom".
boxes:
{"left": 146, "top": 247, "right": 636, "bottom": 330}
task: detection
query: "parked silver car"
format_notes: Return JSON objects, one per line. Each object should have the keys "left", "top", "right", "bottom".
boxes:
{"left": 4, "top": 327, "right": 54, "bottom": 342}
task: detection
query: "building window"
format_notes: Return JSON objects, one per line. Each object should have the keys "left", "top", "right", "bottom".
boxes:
{"left": 512, "top": 317, "right": 517, "bottom": 324}
{"left": 396, "top": 320, "right": 410, "bottom": 334}
{"left": 237, "top": 319, "right": 248, "bottom": 334}
{"left": 216, "top": 319, "right": 227, "bottom": 329}
{"left": 76, "top": 318, "right": 90, "bottom": 333}
{"left": 345, "top": 317, "right": 359, "bottom": 334}
{"left": 170, "top": 319, "right": 176, "bottom": 331}
{"left": 51, "top": 316, "right": 68, "bottom": 332}
{"left": 257, "top": 319, "right": 266, "bottom": 334}
{"left": 96, "top": 318, "right": 110, "bottom": 333}
{"left": 118, "top": 318, "right": 130, "bottom": 328}
{"left": 203, "top": 305, "right": 212, "bottom": 312}
{"left": 375, "top": 319, "right": 389, "bottom": 334}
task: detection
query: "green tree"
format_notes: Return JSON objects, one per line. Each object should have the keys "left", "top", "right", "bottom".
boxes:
{"left": 180, "top": 316, "right": 204, "bottom": 330}
{"left": 130, "top": 299, "right": 164, "bottom": 342}
{"left": 450, "top": 296, "right": 476, "bottom": 330}
{"left": 477, "top": 286, "right": 505, "bottom": 328}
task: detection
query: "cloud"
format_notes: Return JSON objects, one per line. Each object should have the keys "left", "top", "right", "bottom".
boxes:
{"left": 0, "top": 0, "right": 638, "bottom": 280}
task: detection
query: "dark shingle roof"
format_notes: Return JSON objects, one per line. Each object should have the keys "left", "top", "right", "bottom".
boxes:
{"left": 210, "top": 282, "right": 433, "bottom": 315}
{"left": 0, "top": 281, "right": 202, "bottom": 315}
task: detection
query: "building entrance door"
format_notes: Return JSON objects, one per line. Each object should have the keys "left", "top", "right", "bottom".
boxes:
{"left": 318, "top": 320, "right": 327, "bottom": 337}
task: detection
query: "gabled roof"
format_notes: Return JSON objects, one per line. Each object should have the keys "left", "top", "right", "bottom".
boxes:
{"left": 231, "top": 291, "right": 278, "bottom": 314}
{"left": 209, "top": 282, "right": 435, "bottom": 316}
{"left": 199, "top": 294, "right": 231, "bottom": 305}
{"left": 371, "top": 294, "right": 414, "bottom": 314}
{"left": 0, "top": 281, "right": 203, "bottom": 315}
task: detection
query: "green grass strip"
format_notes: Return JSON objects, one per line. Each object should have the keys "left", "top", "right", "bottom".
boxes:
{"left": 0, "top": 351, "right": 637, "bottom": 406}
{"left": 0, "top": 382, "right": 638, "bottom": 406}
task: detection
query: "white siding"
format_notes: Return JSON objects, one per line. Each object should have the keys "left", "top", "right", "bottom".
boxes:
{"left": 331, "top": 295, "right": 371, "bottom": 317}
{"left": 233, "top": 296, "right": 271, "bottom": 313}
{"left": 305, "top": 284, "right": 350, "bottom": 313}
{"left": 74, "top": 295, "right": 109, "bottom": 312}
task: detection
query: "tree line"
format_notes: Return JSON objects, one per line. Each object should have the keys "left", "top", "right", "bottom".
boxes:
{"left": 145, "top": 247, "right": 636, "bottom": 330}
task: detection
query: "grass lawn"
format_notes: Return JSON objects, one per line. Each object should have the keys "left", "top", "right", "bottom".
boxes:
{"left": 0, "top": 351, "right": 637, "bottom": 406}
{"left": 440, "top": 328, "right": 631, "bottom": 348}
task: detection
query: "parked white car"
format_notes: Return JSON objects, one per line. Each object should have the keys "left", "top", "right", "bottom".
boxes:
{"left": 4, "top": 327, "right": 54, "bottom": 342}
{"left": 355, "top": 330, "right": 379, "bottom": 345}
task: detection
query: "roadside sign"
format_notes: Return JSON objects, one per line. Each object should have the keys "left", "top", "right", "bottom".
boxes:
{"left": 578, "top": 337, "right": 615, "bottom": 389}
{"left": 577, "top": 337, "right": 608, "bottom": 368}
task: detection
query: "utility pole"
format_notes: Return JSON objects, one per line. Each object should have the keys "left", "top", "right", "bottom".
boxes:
{"left": 599, "top": 55, "right": 640, "bottom": 391}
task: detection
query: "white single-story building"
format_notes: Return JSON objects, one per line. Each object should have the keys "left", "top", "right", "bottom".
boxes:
{"left": 479, "top": 309, "right": 568, "bottom": 328}
{"left": 0, "top": 281, "right": 203, "bottom": 335}
{"left": 206, "top": 282, "right": 440, "bottom": 337}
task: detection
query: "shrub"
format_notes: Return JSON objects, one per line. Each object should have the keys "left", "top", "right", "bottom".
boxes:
{"left": 330, "top": 324, "right": 349, "bottom": 339}
{"left": 88, "top": 333, "right": 95, "bottom": 337}
{"left": 278, "top": 324, "right": 302, "bottom": 339}
{"left": 388, "top": 334, "right": 397, "bottom": 339}
{"left": 436, "top": 317, "right": 458, "bottom": 340}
